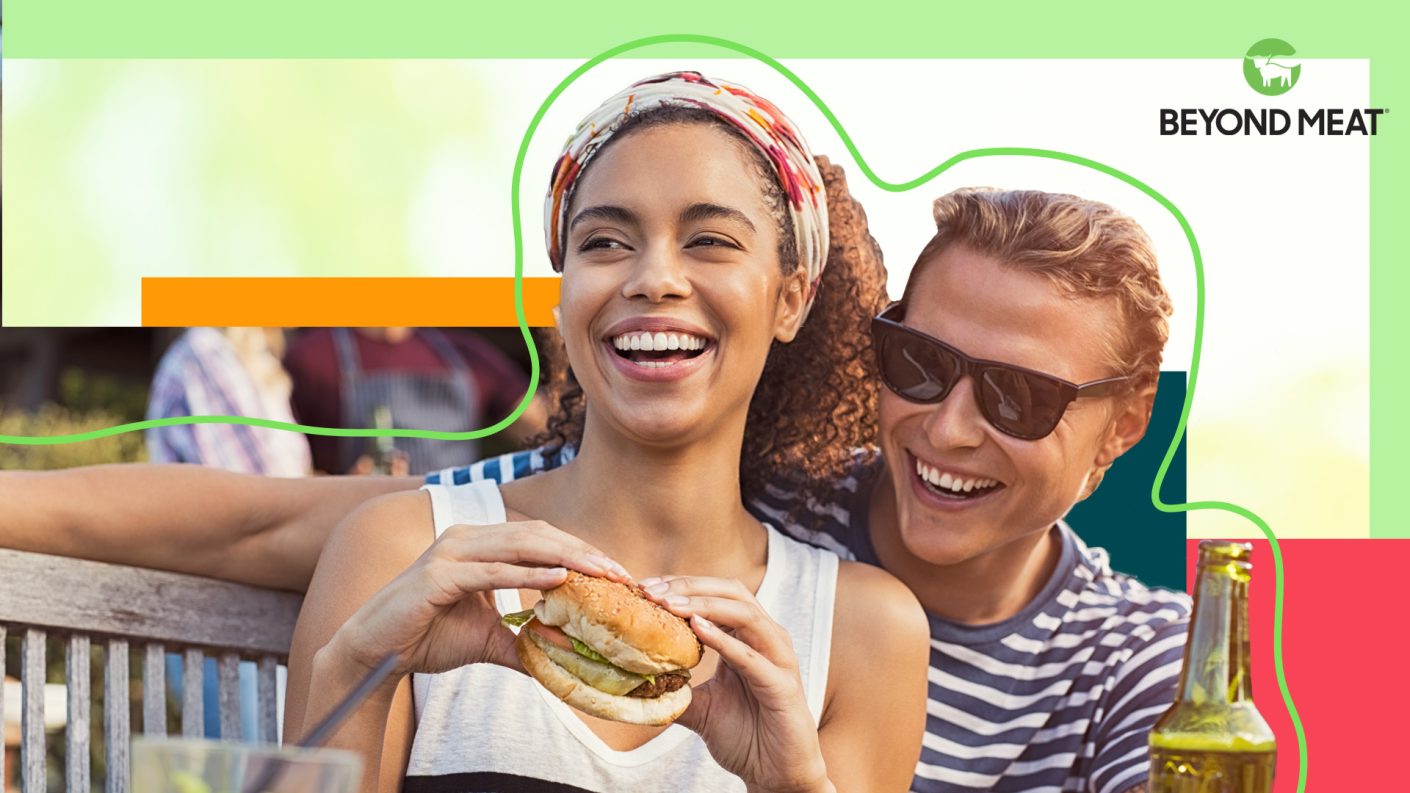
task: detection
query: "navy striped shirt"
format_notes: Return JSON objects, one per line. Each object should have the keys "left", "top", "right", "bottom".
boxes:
{"left": 428, "top": 449, "right": 1191, "bottom": 793}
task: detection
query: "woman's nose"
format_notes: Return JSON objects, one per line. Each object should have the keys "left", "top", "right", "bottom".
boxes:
{"left": 920, "top": 376, "right": 988, "bottom": 450}
{"left": 621, "top": 242, "right": 692, "bottom": 303}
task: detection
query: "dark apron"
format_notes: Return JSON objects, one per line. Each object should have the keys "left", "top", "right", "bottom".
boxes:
{"left": 333, "top": 328, "right": 481, "bottom": 475}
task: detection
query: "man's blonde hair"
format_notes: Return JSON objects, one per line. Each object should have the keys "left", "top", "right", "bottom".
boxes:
{"left": 904, "top": 188, "right": 1172, "bottom": 392}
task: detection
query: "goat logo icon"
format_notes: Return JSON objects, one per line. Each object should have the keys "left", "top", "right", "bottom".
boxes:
{"left": 1244, "top": 39, "right": 1302, "bottom": 96}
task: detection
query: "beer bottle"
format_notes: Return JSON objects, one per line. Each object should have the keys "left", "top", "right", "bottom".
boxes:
{"left": 370, "top": 404, "right": 397, "bottom": 476}
{"left": 1149, "top": 540, "right": 1276, "bottom": 792}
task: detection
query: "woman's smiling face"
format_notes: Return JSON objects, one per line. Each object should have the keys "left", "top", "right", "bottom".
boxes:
{"left": 557, "top": 122, "right": 808, "bottom": 448}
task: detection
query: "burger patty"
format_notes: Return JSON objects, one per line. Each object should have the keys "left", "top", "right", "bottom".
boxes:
{"left": 627, "top": 671, "right": 690, "bottom": 699}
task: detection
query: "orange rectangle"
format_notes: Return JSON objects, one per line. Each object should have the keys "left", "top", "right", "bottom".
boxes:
{"left": 141, "top": 277, "right": 561, "bottom": 327}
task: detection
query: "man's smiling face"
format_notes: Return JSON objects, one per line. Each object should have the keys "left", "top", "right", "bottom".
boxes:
{"left": 877, "top": 243, "right": 1136, "bottom": 567}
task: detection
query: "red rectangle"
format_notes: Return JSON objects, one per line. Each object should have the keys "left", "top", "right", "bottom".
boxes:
{"left": 1185, "top": 538, "right": 1410, "bottom": 790}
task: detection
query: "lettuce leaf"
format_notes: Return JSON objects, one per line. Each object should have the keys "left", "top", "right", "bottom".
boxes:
{"left": 568, "top": 636, "right": 612, "bottom": 664}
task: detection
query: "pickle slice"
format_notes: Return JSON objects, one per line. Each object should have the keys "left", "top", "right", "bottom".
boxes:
{"left": 501, "top": 609, "right": 535, "bottom": 628}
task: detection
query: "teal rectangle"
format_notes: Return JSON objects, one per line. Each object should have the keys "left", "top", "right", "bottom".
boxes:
{"left": 1070, "top": 372, "right": 1186, "bottom": 590}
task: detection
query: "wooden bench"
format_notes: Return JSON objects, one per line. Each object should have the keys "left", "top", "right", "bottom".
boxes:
{"left": 0, "top": 549, "right": 302, "bottom": 793}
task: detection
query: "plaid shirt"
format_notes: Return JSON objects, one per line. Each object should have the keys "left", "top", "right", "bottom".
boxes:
{"left": 145, "top": 328, "right": 311, "bottom": 476}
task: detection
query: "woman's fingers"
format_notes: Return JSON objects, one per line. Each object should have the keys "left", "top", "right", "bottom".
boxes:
{"left": 640, "top": 576, "right": 793, "bottom": 666}
{"left": 689, "top": 615, "right": 795, "bottom": 701}
{"left": 640, "top": 574, "right": 749, "bottom": 600}
{"left": 637, "top": 574, "right": 681, "bottom": 589}
{"left": 419, "top": 557, "right": 569, "bottom": 607}
{"left": 452, "top": 559, "right": 569, "bottom": 593}
{"left": 480, "top": 624, "right": 527, "bottom": 674}
{"left": 662, "top": 596, "right": 794, "bottom": 668}
{"left": 640, "top": 575, "right": 752, "bottom": 615}
{"left": 439, "top": 521, "right": 632, "bottom": 582}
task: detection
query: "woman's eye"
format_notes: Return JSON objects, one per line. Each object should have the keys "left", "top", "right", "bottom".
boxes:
{"left": 579, "top": 236, "right": 627, "bottom": 251}
{"left": 688, "top": 235, "right": 740, "bottom": 249}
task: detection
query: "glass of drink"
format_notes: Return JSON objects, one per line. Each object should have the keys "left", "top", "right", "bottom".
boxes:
{"left": 131, "top": 736, "right": 362, "bottom": 793}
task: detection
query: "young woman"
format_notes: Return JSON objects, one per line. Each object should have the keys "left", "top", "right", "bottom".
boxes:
{"left": 282, "top": 72, "right": 930, "bottom": 793}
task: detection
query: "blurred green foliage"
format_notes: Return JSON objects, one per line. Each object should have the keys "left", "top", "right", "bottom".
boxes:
{"left": 0, "top": 405, "right": 146, "bottom": 470}
{"left": 57, "top": 367, "right": 149, "bottom": 423}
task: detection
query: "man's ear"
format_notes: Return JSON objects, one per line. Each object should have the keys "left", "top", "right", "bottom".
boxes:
{"left": 1077, "top": 385, "right": 1155, "bottom": 502}
{"left": 773, "top": 269, "right": 811, "bottom": 343}
{"left": 1095, "top": 384, "right": 1156, "bottom": 468}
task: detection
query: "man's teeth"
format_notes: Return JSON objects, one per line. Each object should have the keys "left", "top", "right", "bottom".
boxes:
{"left": 612, "top": 332, "right": 709, "bottom": 352}
{"left": 915, "top": 459, "right": 998, "bottom": 495}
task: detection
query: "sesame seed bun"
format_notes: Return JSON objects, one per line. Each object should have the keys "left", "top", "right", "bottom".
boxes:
{"left": 533, "top": 571, "right": 703, "bottom": 675}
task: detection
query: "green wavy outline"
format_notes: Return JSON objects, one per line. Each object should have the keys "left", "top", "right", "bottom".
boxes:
{"left": 2, "top": 34, "right": 1306, "bottom": 788}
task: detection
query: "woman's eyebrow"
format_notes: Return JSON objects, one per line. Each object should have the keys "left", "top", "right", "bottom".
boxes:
{"left": 680, "top": 203, "right": 756, "bottom": 233}
{"left": 569, "top": 204, "right": 637, "bottom": 232}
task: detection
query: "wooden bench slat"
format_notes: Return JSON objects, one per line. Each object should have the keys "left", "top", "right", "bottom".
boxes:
{"left": 0, "top": 549, "right": 302, "bottom": 656}
{"left": 105, "top": 640, "right": 130, "bottom": 793}
{"left": 181, "top": 649, "right": 205, "bottom": 739}
{"left": 143, "top": 643, "right": 168, "bottom": 737}
{"left": 21, "top": 628, "right": 46, "bottom": 793}
{"left": 258, "top": 655, "right": 279, "bottom": 745}
{"left": 68, "top": 635, "right": 92, "bottom": 793}
{"left": 218, "top": 653, "right": 242, "bottom": 741}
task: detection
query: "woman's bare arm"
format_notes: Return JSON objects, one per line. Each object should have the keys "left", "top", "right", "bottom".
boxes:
{"left": 287, "top": 491, "right": 619, "bottom": 793}
{"left": 0, "top": 464, "right": 420, "bottom": 591}
{"left": 285, "top": 492, "right": 434, "bottom": 793}
{"left": 819, "top": 561, "right": 931, "bottom": 793}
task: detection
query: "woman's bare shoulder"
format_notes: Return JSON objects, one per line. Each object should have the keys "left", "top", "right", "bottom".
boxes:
{"left": 833, "top": 560, "right": 929, "bottom": 645}
{"left": 825, "top": 560, "right": 930, "bottom": 701}
{"left": 324, "top": 489, "right": 437, "bottom": 571}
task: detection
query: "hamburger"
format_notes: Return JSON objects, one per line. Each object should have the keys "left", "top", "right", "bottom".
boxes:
{"left": 502, "top": 571, "right": 703, "bottom": 726}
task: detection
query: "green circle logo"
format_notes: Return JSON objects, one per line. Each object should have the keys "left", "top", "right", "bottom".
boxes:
{"left": 1244, "top": 39, "right": 1301, "bottom": 96}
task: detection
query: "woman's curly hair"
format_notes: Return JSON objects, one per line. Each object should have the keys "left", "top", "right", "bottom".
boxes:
{"left": 529, "top": 108, "right": 890, "bottom": 515}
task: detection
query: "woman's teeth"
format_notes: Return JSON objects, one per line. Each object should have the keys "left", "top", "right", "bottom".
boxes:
{"left": 915, "top": 458, "right": 1000, "bottom": 497}
{"left": 612, "top": 332, "right": 708, "bottom": 352}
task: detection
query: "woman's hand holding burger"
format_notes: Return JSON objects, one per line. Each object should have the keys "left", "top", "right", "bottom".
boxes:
{"left": 641, "top": 575, "right": 837, "bottom": 793}
{"left": 326, "top": 520, "right": 632, "bottom": 679}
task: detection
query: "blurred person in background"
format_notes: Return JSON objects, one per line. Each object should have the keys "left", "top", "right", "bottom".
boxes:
{"left": 146, "top": 326, "right": 312, "bottom": 477}
{"left": 283, "top": 328, "right": 545, "bottom": 476}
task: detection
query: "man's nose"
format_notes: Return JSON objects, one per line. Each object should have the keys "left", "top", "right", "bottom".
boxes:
{"left": 622, "top": 242, "right": 692, "bottom": 303}
{"left": 920, "top": 376, "right": 988, "bottom": 450}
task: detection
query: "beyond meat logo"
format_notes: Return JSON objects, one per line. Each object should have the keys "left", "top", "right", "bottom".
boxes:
{"left": 1159, "top": 39, "right": 1387, "bottom": 137}
{"left": 1244, "top": 39, "right": 1301, "bottom": 96}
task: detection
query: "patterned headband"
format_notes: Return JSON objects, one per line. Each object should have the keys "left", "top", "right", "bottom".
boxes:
{"left": 545, "top": 71, "right": 830, "bottom": 312}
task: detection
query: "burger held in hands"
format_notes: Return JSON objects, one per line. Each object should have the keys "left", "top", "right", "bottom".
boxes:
{"left": 505, "top": 571, "right": 704, "bottom": 726}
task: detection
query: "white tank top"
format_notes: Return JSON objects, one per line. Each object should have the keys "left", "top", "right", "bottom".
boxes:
{"left": 405, "top": 480, "right": 839, "bottom": 793}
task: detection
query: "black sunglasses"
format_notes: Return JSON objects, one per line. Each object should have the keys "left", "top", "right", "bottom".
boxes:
{"left": 870, "top": 303, "right": 1133, "bottom": 440}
